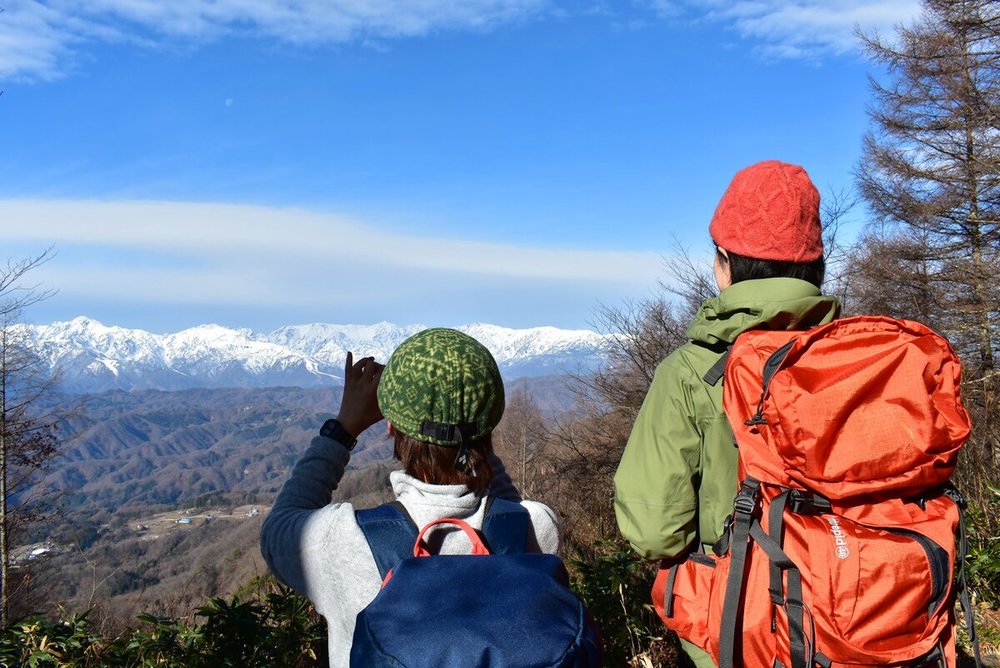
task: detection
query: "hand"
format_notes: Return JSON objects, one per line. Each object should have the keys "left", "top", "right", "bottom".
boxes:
{"left": 335, "top": 351, "right": 385, "bottom": 438}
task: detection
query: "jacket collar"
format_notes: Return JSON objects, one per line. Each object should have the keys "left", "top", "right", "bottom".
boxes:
{"left": 686, "top": 278, "right": 841, "bottom": 347}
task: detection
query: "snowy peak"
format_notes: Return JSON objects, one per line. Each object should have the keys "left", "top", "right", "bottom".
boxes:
{"left": 18, "top": 318, "right": 608, "bottom": 393}
{"left": 459, "top": 323, "right": 605, "bottom": 361}
{"left": 265, "top": 322, "right": 425, "bottom": 362}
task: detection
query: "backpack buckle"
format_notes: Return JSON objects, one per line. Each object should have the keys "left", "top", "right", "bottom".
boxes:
{"left": 943, "top": 486, "right": 967, "bottom": 509}
{"left": 788, "top": 490, "right": 831, "bottom": 515}
{"left": 714, "top": 516, "right": 734, "bottom": 556}
{"left": 733, "top": 481, "right": 760, "bottom": 516}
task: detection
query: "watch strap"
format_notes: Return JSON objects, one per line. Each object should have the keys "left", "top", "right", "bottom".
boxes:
{"left": 320, "top": 418, "right": 357, "bottom": 450}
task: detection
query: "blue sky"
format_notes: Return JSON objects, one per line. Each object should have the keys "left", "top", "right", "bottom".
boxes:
{"left": 0, "top": 0, "right": 920, "bottom": 333}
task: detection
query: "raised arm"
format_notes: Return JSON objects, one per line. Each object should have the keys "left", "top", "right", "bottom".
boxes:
{"left": 260, "top": 353, "right": 384, "bottom": 591}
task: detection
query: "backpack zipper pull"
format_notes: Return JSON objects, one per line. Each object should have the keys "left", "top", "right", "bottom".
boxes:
{"left": 745, "top": 398, "right": 768, "bottom": 426}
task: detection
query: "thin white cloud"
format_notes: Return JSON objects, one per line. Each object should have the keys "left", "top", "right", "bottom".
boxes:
{"left": 1, "top": 0, "right": 547, "bottom": 80}
{"left": 0, "top": 3, "right": 76, "bottom": 81}
{"left": 0, "top": 199, "right": 663, "bottom": 309}
{"left": 35, "top": 265, "right": 293, "bottom": 306}
{"left": 649, "top": 0, "right": 922, "bottom": 58}
{"left": 0, "top": 0, "right": 920, "bottom": 79}
{"left": 1, "top": 0, "right": 926, "bottom": 79}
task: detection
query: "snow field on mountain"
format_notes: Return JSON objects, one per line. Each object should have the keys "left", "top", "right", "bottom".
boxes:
{"left": 17, "top": 317, "right": 610, "bottom": 392}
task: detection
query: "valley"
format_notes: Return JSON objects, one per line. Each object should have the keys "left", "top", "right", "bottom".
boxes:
{"left": 16, "top": 374, "right": 582, "bottom": 626}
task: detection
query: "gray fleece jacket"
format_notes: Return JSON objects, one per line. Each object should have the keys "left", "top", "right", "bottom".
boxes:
{"left": 259, "top": 434, "right": 561, "bottom": 668}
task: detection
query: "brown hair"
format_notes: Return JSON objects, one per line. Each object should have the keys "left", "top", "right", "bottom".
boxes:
{"left": 393, "top": 432, "right": 494, "bottom": 494}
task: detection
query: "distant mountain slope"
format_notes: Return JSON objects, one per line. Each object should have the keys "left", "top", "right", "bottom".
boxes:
{"left": 39, "top": 386, "right": 370, "bottom": 511}
{"left": 34, "top": 377, "right": 582, "bottom": 512}
{"left": 19, "top": 317, "right": 609, "bottom": 393}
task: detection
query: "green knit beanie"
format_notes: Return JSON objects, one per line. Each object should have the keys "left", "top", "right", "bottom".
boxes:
{"left": 377, "top": 328, "right": 505, "bottom": 447}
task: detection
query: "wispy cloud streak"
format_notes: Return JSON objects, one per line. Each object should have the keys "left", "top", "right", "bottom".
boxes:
{"left": 2, "top": 199, "right": 658, "bottom": 281}
{"left": 650, "top": 0, "right": 921, "bottom": 58}
{"left": 0, "top": 199, "right": 662, "bottom": 311}
{"left": 1, "top": 0, "right": 547, "bottom": 80}
{"left": 2, "top": 0, "right": 925, "bottom": 80}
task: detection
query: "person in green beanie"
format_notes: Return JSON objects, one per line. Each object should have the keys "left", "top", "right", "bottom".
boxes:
{"left": 261, "top": 328, "right": 560, "bottom": 667}
{"left": 613, "top": 160, "right": 841, "bottom": 668}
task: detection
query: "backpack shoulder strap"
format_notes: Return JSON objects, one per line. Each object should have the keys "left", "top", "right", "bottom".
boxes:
{"left": 703, "top": 344, "right": 733, "bottom": 386}
{"left": 481, "top": 497, "right": 531, "bottom": 554}
{"left": 358, "top": 497, "right": 532, "bottom": 575}
{"left": 356, "top": 501, "right": 419, "bottom": 580}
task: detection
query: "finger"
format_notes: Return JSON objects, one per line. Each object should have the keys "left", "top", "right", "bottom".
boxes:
{"left": 355, "top": 356, "right": 374, "bottom": 377}
{"left": 345, "top": 351, "right": 354, "bottom": 379}
{"left": 351, "top": 357, "right": 371, "bottom": 382}
{"left": 362, "top": 358, "right": 381, "bottom": 379}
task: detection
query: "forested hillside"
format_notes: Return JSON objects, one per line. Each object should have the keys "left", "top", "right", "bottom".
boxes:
{"left": 32, "top": 377, "right": 579, "bottom": 512}
{"left": 23, "top": 462, "right": 399, "bottom": 632}
{"left": 35, "top": 386, "right": 384, "bottom": 512}
{"left": 11, "top": 377, "right": 581, "bottom": 631}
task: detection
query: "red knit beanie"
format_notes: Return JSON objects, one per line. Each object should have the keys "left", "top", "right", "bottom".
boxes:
{"left": 709, "top": 160, "right": 823, "bottom": 263}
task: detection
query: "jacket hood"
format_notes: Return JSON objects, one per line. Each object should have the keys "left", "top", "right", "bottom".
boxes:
{"left": 686, "top": 278, "right": 840, "bottom": 347}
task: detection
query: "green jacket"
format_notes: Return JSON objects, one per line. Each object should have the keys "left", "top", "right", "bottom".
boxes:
{"left": 614, "top": 278, "right": 840, "bottom": 560}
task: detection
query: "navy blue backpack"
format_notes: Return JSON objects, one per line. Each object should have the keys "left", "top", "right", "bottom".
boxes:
{"left": 351, "top": 498, "right": 604, "bottom": 667}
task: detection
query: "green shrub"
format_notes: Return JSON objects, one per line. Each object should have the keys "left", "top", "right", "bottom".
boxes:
{"left": 0, "top": 578, "right": 323, "bottom": 668}
{"left": 0, "top": 609, "right": 108, "bottom": 667}
{"left": 568, "top": 538, "right": 676, "bottom": 667}
{"left": 966, "top": 485, "right": 1000, "bottom": 609}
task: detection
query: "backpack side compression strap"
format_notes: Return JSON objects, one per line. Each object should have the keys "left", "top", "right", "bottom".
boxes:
{"left": 718, "top": 478, "right": 760, "bottom": 668}
{"left": 946, "top": 488, "right": 985, "bottom": 668}
{"left": 717, "top": 482, "right": 810, "bottom": 668}
{"left": 356, "top": 501, "right": 419, "bottom": 580}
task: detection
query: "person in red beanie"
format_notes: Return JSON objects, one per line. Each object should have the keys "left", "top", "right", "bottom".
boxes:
{"left": 614, "top": 160, "right": 841, "bottom": 668}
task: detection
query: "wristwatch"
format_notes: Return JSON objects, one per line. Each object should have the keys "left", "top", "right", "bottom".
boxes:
{"left": 320, "top": 418, "right": 357, "bottom": 450}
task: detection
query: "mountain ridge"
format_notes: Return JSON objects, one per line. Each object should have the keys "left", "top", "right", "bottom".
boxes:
{"left": 19, "top": 317, "right": 609, "bottom": 393}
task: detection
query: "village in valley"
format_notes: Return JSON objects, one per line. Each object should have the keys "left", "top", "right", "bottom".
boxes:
{"left": 12, "top": 505, "right": 268, "bottom": 567}
{"left": 131, "top": 505, "right": 264, "bottom": 537}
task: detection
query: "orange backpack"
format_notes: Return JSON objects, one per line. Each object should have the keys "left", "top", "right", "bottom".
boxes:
{"left": 653, "top": 316, "right": 983, "bottom": 668}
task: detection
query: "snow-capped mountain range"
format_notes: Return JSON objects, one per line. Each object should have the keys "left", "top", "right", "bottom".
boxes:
{"left": 18, "top": 317, "right": 610, "bottom": 393}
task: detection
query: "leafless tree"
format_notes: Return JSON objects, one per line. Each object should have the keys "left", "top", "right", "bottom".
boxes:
{"left": 0, "top": 249, "right": 61, "bottom": 627}
{"left": 493, "top": 381, "right": 546, "bottom": 499}
{"left": 854, "top": 4, "right": 1000, "bottom": 610}
{"left": 856, "top": 0, "right": 1000, "bottom": 372}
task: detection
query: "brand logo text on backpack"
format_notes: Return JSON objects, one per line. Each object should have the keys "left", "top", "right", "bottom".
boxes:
{"left": 824, "top": 516, "right": 850, "bottom": 560}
